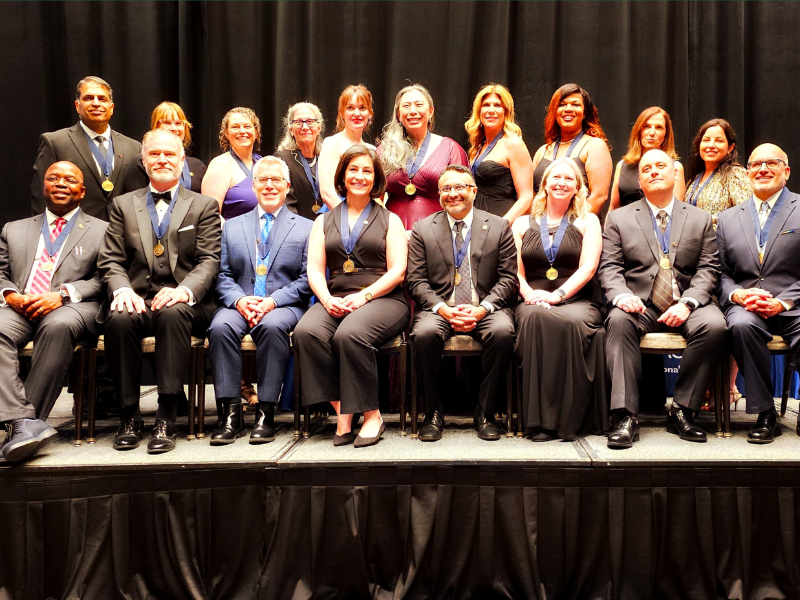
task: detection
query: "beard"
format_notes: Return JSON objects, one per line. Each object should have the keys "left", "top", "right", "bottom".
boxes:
{"left": 146, "top": 165, "right": 182, "bottom": 182}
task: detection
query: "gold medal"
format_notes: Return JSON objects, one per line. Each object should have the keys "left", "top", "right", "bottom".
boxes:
{"left": 659, "top": 256, "right": 671, "bottom": 270}
{"left": 40, "top": 261, "right": 54, "bottom": 272}
{"left": 256, "top": 264, "right": 267, "bottom": 276}
{"left": 546, "top": 267, "right": 558, "bottom": 281}
{"left": 153, "top": 242, "right": 165, "bottom": 257}
{"left": 455, "top": 272, "right": 462, "bottom": 285}
{"left": 102, "top": 179, "right": 114, "bottom": 192}
{"left": 343, "top": 259, "right": 355, "bottom": 273}
{"left": 759, "top": 251, "right": 764, "bottom": 264}
{"left": 312, "top": 201, "right": 322, "bottom": 213}
{"left": 405, "top": 182, "right": 417, "bottom": 195}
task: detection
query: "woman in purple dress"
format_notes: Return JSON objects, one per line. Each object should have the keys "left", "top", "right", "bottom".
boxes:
{"left": 378, "top": 84, "right": 468, "bottom": 231}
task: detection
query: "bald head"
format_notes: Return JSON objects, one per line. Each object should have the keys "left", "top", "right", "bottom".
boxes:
{"left": 748, "top": 143, "right": 790, "bottom": 201}
{"left": 43, "top": 161, "right": 86, "bottom": 216}
{"left": 639, "top": 149, "right": 677, "bottom": 207}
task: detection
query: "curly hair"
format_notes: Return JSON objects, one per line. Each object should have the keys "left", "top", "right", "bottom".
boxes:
{"left": 218, "top": 107, "right": 261, "bottom": 152}
{"left": 276, "top": 102, "right": 325, "bottom": 154}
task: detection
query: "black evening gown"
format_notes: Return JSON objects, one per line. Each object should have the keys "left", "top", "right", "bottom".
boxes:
{"left": 474, "top": 161, "right": 516, "bottom": 218}
{"left": 617, "top": 161, "right": 645, "bottom": 207}
{"left": 514, "top": 218, "right": 607, "bottom": 439}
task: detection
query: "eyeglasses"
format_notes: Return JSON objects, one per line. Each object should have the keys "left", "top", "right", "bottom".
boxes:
{"left": 45, "top": 175, "right": 80, "bottom": 185}
{"left": 291, "top": 119, "right": 319, "bottom": 128}
{"left": 158, "top": 120, "right": 186, "bottom": 128}
{"left": 438, "top": 184, "right": 476, "bottom": 194}
{"left": 256, "top": 176, "right": 287, "bottom": 186}
{"left": 746, "top": 158, "right": 787, "bottom": 172}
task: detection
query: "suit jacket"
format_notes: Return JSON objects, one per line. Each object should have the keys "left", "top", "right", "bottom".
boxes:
{"left": 717, "top": 187, "right": 800, "bottom": 316}
{"left": 275, "top": 149, "right": 319, "bottom": 220}
{"left": 31, "top": 123, "right": 149, "bottom": 221}
{"left": 406, "top": 208, "right": 518, "bottom": 312}
{"left": 0, "top": 210, "right": 107, "bottom": 329}
{"left": 97, "top": 186, "right": 221, "bottom": 321}
{"left": 217, "top": 206, "right": 313, "bottom": 317}
{"left": 599, "top": 198, "right": 720, "bottom": 309}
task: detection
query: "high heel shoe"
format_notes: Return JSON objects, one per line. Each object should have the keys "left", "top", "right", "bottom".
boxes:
{"left": 354, "top": 422, "right": 386, "bottom": 448}
{"left": 333, "top": 414, "right": 361, "bottom": 447}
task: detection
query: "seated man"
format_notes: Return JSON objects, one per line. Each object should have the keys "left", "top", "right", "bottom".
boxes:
{"left": 0, "top": 162, "right": 107, "bottom": 463}
{"left": 98, "top": 130, "right": 220, "bottom": 454}
{"left": 406, "top": 164, "right": 517, "bottom": 441}
{"left": 599, "top": 149, "right": 727, "bottom": 449}
{"left": 207, "top": 156, "right": 313, "bottom": 444}
{"left": 717, "top": 143, "right": 800, "bottom": 443}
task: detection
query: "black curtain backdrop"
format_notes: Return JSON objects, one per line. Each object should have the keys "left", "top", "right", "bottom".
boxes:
{"left": 2, "top": 1, "right": 800, "bottom": 226}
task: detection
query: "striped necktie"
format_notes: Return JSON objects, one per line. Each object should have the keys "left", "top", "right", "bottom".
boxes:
{"left": 29, "top": 217, "right": 66, "bottom": 295}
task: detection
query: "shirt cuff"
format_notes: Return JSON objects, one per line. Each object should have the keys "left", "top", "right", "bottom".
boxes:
{"left": 480, "top": 301, "right": 495, "bottom": 314}
{"left": 178, "top": 286, "right": 196, "bottom": 306}
{"left": 113, "top": 287, "right": 134, "bottom": 297}
{"left": 612, "top": 293, "right": 634, "bottom": 306}
{"left": 779, "top": 299, "right": 793, "bottom": 311}
{"left": 60, "top": 283, "right": 82, "bottom": 303}
{"left": 432, "top": 302, "right": 446, "bottom": 314}
{"left": 0, "top": 287, "right": 18, "bottom": 307}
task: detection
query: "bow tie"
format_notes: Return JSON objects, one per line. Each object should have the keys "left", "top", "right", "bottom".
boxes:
{"left": 153, "top": 191, "right": 171, "bottom": 203}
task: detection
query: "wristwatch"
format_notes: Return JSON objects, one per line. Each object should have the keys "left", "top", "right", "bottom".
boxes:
{"left": 678, "top": 298, "right": 694, "bottom": 310}
{"left": 59, "top": 289, "right": 71, "bottom": 305}
{"left": 364, "top": 292, "right": 373, "bottom": 302}
{"left": 555, "top": 288, "right": 567, "bottom": 299}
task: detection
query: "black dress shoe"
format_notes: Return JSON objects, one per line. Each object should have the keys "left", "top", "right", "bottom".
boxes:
{"left": 113, "top": 418, "right": 145, "bottom": 450}
{"left": 748, "top": 409, "right": 782, "bottom": 444}
{"left": 474, "top": 406, "right": 502, "bottom": 441}
{"left": 147, "top": 419, "right": 177, "bottom": 454}
{"left": 210, "top": 400, "right": 245, "bottom": 446}
{"left": 333, "top": 414, "right": 361, "bottom": 447}
{"left": 354, "top": 422, "right": 387, "bottom": 448}
{"left": 419, "top": 409, "right": 445, "bottom": 442}
{"left": 666, "top": 407, "right": 707, "bottom": 442}
{"left": 607, "top": 416, "right": 639, "bottom": 449}
{"left": 250, "top": 403, "right": 275, "bottom": 444}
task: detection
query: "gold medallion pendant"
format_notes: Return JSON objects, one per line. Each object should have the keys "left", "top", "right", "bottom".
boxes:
{"left": 659, "top": 256, "right": 671, "bottom": 270}
{"left": 455, "top": 272, "right": 462, "bottom": 285}
{"left": 546, "top": 267, "right": 558, "bottom": 281}
{"left": 153, "top": 243, "right": 165, "bottom": 257}
{"left": 405, "top": 182, "right": 416, "bottom": 195}
{"left": 312, "top": 201, "right": 322, "bottom": 213}
{"left": 256, "top": 264, "right": 268, "bottom": 276}
{"left": 758, "top": 251, "right": 764, "bottom": 264}
{"left": 40, "top": 261, "right": 54, "bottom": 272}
{"left": 343, "top": 259, "right": 355, "bottom": 273}
{"left": 102, "top": 179, "right": 114, "bottom": 192}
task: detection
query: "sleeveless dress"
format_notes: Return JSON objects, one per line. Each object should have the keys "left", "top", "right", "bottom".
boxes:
{"left": 617, "top": 161, "right": 645, "bottom": 207}
{"left": 384, "top": 137, "right": 468, "bottom": 230}
{"left": 514, "top": 218, "right": 607, "bottom": 439}
{"left": 474, "top": 161, "right": 516, "bottom": 217}
{"left": 533, "top": 140, "right": 590, "bottom": 194}
{"left": 221, "top": 153, "right": 262, "bottom": 220}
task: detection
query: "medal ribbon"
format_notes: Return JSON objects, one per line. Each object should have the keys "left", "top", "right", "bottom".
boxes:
{"left": 146, "top": 189, "right": 180, "bottom": 241}
{"left": 452, "top": 221, "right": 473, "bottom": 270}
{"left": 471, "top": 131, "right": 504, "bottom": 177}
{"left": 551, "top": 131, "right": 584, "bottom": 161}
{"left": 180, "top": 160, "right": 191, "bottom": 189}
{"left": 648, "top": 208, "right": 672, "bottom": 256}
{"left": 686, "top": 168, "right": 718, "bottom": 206}
{"left": 255, "top": 212, "right": 278, "bottom": 263}
{"left": 749, "top": 190, "right": 786, "bottom": 250}
{"left": 298, "top": 152, "right": 321, "bottom": 200}
{"left": 340, "top": 200, "right": 373, "bottom": 256}
{"left": 406, "top": 131, "right": 432, "bottom": 180}
{"left": 41, "top": 210, "right": 79, "bottom": 259}
{"left": 539, "top": 213, "right": 570, "bottom": 266}
{"left": 230, "top": 149, "right": 259, "bottom": 179}
{"left": 82, "top": 130, "right": 115, "bottom": 179}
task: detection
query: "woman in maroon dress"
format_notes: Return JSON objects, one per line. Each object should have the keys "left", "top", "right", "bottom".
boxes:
{"left": 378, "top": 84, "right": 468, "bottom": 231}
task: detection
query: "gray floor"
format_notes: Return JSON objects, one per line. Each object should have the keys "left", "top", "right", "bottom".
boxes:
{"left": 6, "top": 386, "right": 800, "bottom": 471}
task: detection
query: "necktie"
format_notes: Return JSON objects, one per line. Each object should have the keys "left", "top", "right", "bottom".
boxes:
{"left": 453, "top": 221, "right": 473, "bottom": 306}
{"left": 651, "top": 210, "right": 675, "bottom": 314}
{"left": 759, "top": 201, "right": 770, "bottom": 228}
{"left": 94, "top": 135, "right": 107, "bottom": 160}
{"left": 29, "top": 218, "right": 67, "bottom": 295}
{"left": 254, "top": 213, "right": 274, "bottom": 297}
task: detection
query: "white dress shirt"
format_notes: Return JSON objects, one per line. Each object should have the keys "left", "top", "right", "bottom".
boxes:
{"left": 79, "top": 121, "right": 115, "bottom": 176}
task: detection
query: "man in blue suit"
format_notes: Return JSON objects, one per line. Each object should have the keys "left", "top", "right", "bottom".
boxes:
{"left": 207, "top": 156, "right": 313, "bottom": 444}
{"left": 717, "top": 143, "right": 800, "bottom": 443}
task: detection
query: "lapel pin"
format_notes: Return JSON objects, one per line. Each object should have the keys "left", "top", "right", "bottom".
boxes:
{"left": 190, "top": 172, "right": 194, "bottom": 177}
{"left": 672, "top": 242, "right": 677, "bottom": 247}
{"left": 138, "top": 207, "right": 142, "bottom": 211}
{"left": 482, "top": 224, "right": 488, "bottom": 230}
{"left": 364, "top": 220, "right": 369, "bottom": 225}
{"left": 118, "top": 153, "right": 122, "bottom": 158}
{"left": 78, "top": 223, "right": 85, "bottom": 229}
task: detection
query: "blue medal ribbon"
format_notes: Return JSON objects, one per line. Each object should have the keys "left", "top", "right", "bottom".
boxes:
{"left": 452, "top": 221, "right": 473, "bottom": 270}
{"left": 471, "top": 131, "right": 504, "bottom": 177}
{"left": 255, "top": 212, "right": 278, "bottom": 264}
{"left": 539, "top": 213, "right": 570, "bottom": 266}
{"left": 340, "top": 200, "right": 373, "bottom": 256}
{"left": 406, "top": 131, "right": 432, "bottom": 180}
{"left": 146, "top": 189, "right": 180, "bottom": 241}
{"left": 40, "top": 210, "right": 79, "bottom": 260}
{"left": 298, "top": 152, "right": 321, "bottom": 200}
{"left": 551, "top": 131, "right": 584, "bottom": 161}
{"left": 648, "top": 207, "right": 672, "bottom": 256}
{"left": 749, "top": 191, "right": 786, "bottom": 249}
{"left": 180, "top": 160, "right": 191, "bottom": 189}
{"left": 686, "top": 168, "right": 718, "bottom": 206}
{"left": 82, "top": 130, "right": 115, "bottom": 179}
{"left": 229, "top": 150, "right": 260, "bottom": 179}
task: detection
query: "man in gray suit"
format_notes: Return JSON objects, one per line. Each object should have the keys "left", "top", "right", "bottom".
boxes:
{"left": 600, "top": 149, "right": 727, "bottom": 449}
{"left": 0, "top": 161, "right": 107, "bottom": 463}
{"left": 207, "top": 156, "right": 313, "bottom": 445}
{"left": 98, "top": 130, "right": 221, "bottom": 454}
{"left": 31, "top": 76, "right": 148, "bottom": 221}
{"left": 717, "top": 143, "right": 800, "bottom": 443}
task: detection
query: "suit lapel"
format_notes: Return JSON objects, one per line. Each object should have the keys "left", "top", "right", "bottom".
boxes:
{"left": 668, "top": 203, "right": 687, "bottom": 266}
{"left": 53, "top": 211, "right": 89, "bottom": 274}
{"left": 432, "top": 212, "right": 455, "bottom": 274}
{"left": 762, "top": 187, "right": 795, "bottom": 265}
{"left": 634, "top": 201, "right": 660, "bottom": 262}
{"left": 736, "top": 198, "right": 761, "bottom": 267}
{"left": 266, "top": 208, "right": 294, "bottom": 275}
{"left": 134, "top": 189, "right": 155, "bottom": 273}
{"left": 24, "top": 215, "right": 44, "bottom": 286}
{"left": 242, "top": 209, "right": 258, "bottom": 276}
{"left": 168, "top": 186, "right": 193, "bottom": 274}
{"left": 109, "top": 130, "right": 127, "bottom": 187}
{"left": 68, "top": 124, "right": 103, "bottom": 187}
{"left": 469, "top": 210, "right": 489, "bottom": 285}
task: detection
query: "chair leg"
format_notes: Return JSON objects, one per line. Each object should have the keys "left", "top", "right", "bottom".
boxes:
{"left": 303, "top": 405, "right": 311, "bottom": 439}
{"left": 516, "top": 362, "right": 524, "bottom": 437}
{"left": 506, "top": 363, "right": 513, "bottom": 437}
{"left": 87, "top": 348, "right": 98, "bottom": 443}
{"left": 187, "top": 347, "right": 197, "bottom": 440}
{"left": 73, "top": 348, "right": 86, "bottom": 446}
{"left": 781, "top": 354, "right": 791, "bottom": 417}
{"left": 714, "top": 360, "right": 723, "bottom": 438}
{"left": 293, "top": 350, "right": 301, "bottom": 438}
{"left": 196, "top": 347, "right": 206, "bottom": 439}
{"left": 399, "top": 344, "right": 408, "bottom": 436}
{"left": 410, "top": 356, "right": 418, "bottom": 438}
{"left": 721, "top": 353, "right": 731, "bottom": 437}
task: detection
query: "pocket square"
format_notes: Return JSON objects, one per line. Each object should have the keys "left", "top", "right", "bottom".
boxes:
{"left": 178, "top": 225, "right": 195, "bottom": 232}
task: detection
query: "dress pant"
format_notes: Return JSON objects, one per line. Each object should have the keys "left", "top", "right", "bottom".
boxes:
{"left": 0, "top": 305, "right": 89, "bottom": 422}
{"left": 410, "top": 308, "right": 515, "bottom": 415}
{"left": 207, "top": 306, "right": 300, "bottom": 402}
{"left": 726, "top": 304, "right": 800, "bottom": 414}
{"left": 294, "top": 296, "right": 409, "bottom": 414}
{"left": 605, "top": 303, "right": 727, "bottom": 414}
{"left": 104, "top": 301, "right": 208, "bottom": 409}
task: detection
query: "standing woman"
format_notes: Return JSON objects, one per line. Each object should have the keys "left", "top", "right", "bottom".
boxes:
{"left": 150, "top": 101, "right": 207, "bottom": 192}
{"left": 684, "top": 118, "right": 751, "bottom": 228}
{"left": 202, "top": 107, "right": 263, "bottom": 221}
{"left": 464, "top": 84, "right": 534, "bottom": 223}
{"left": 532, "top": 84, "right": 613, "bottom": 215}
{"left": 275, "top": 102, "right": 325, "bottom": 220}
{"left": 610, "top": 106, "right": 685, "bottom": 210}
{"left": 512, "top": 158, "right": 606, "bottom": 441}
{"left": 294, "top": 145, "right": 410, "bottom": 447}
{"left": 379, "top": 84, "right": 469, "bottom": 230}
{"left": 318, "top": 85, "right": 376, "bottom": 210}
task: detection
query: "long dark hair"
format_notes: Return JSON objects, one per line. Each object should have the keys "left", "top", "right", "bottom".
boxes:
{"left": 543, "top": 83, "right": 610, "bottom": 150}
{"left": 686, "top": 118, "right": 741, "bottom": 184}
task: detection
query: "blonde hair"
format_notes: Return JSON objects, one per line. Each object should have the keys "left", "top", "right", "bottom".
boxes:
{"left": 379, "top": 84, "right": 435, "bottom": 174}
{"left": 530, "top": 158, "right": 590, "bottom": 221}
{"left": 464, "top": 84, "right": 522, "bottom": 160}
{"left": 150, "top": 101, "right": 193, "bottom": 149}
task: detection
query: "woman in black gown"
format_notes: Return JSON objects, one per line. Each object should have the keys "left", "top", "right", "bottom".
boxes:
{"left": 512, "top": 157, "right": 606, "bottom": 441}
{"left": 293, "top": 145, "right": 410, "bottom": 448}
{"left": 464, "top": 84, "right": 533, "bottom": 223}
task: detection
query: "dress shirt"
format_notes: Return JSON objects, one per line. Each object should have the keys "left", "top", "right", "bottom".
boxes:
{"left": 78, "top": 121, "right": 115, "bottom": 176}
{"left": 241, "top": 204, "right": 284, "bottom": 306}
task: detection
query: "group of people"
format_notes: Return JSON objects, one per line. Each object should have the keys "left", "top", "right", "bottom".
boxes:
{"left": 0, "top": 74, "right": 796, "bottom": 464}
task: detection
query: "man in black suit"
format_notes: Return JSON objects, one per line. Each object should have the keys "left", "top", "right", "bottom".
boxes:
{"left": 717, "top": 143, "right": 800, "bottom": 443}
{"left": 31, "top": 76, "right": 148, "bottom": 221}
{"left": 98, "top": 130, "right": 221, "bottom": 454}
{"left": 407, "top": 164, "right": 518, "bottom": 441}
{"left": 599, "top": 149, "right": 727, "bottom": 449}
